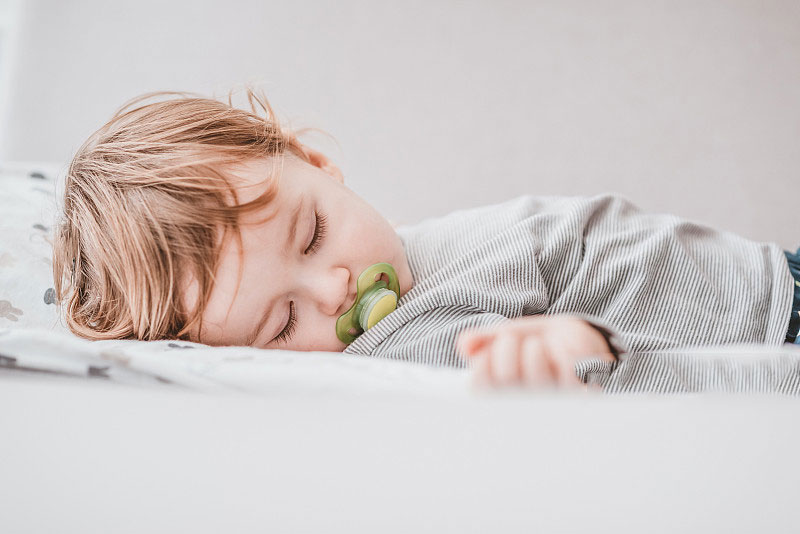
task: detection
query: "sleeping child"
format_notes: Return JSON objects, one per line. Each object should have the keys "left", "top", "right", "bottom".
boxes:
{"left": 52, "top": 87, "right": 800, "bottom": 390}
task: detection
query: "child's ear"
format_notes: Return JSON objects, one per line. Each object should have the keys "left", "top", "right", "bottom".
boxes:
{"left": 299, "top": 144, "right": 344, "bottom": 184}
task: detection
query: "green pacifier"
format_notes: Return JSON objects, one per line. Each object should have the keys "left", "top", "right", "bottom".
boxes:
{"left": 336, "top": 262, "right": 400, "bottom": 344}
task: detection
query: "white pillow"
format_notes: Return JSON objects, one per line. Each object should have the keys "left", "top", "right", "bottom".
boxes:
{"left": 0, "top": 163, "right": 67, "bottom": 333}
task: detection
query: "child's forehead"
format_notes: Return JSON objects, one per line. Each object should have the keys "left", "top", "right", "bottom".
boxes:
{"left": 227, "top": 156, "right": 280, "bottom": 186}
{"left": 214, "top": 159, "right": 282, "bottom": 214}
{"left": 227, "top": 153, "right": 310, "bottom": 201}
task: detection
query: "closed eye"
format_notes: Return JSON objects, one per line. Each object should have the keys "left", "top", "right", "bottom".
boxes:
{"left": 304, "top": 210, "right": 327, "bottom": 255}
{"left": 274, "top": 210, "right": 329, "bottom": 345}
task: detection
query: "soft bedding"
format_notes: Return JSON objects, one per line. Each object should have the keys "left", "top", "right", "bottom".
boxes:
{"left": 2, "top": 163, "right": 800, "bottom": 394}
{"left": 0, "top": 162, "right": 66, "bottom": 333}
{"left": 0, "top": 326, "right": 468, "bottom": 395}
{"left": 3, "top": 326, "right": 800, "bottom": 395}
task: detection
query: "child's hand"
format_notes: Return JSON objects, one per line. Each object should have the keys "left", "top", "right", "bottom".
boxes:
{"left": 456, "top": 315, "right": 616, "bottom": 389}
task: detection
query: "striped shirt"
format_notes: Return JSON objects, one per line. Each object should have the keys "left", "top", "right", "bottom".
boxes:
{"left": 343, "top": 193, "right": 795, "bottom": 373}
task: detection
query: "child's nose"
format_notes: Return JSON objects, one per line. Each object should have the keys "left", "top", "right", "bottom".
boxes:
{"left": 305, "top": 266, "right": 352, "bottom": 317}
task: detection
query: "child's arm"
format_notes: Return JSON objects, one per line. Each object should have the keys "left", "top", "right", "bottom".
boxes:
{"left": 456, "top": 314, "right": 617, "bottom": 388}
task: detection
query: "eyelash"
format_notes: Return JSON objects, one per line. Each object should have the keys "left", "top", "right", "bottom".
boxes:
{"left": 275, "top": 302, "right": 297, "bottom": 344}
{"left": 304, "top": 211, "right": 328, "bottom": 255}
{"left": 274, "top": 210, "right": 328, "bottom": 344}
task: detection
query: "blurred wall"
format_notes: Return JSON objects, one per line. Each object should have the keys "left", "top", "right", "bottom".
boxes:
{"left": 2, "top": 0, "right": 799, "bottom": 248}
{"left": 0, "top": 0, "right": 22, "bottom": 153}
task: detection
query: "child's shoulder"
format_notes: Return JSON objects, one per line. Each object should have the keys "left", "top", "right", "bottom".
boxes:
{"left": 396, "top": 193, "right": 635, "bottom": 236}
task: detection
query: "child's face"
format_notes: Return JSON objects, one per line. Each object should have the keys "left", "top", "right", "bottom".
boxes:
{"left": 183, "top": 148, "right": 414, "bottom": 352}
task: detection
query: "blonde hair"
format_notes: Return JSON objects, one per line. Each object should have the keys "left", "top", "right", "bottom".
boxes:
{"left": 53, "top": 86, "right": 316, "bottom": 342}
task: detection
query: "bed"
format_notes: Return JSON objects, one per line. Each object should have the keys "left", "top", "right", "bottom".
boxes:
{"left": 2, "top": 163, "right": 800, "bottom": 533}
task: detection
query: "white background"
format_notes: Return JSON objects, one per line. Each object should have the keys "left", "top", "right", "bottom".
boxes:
{"left": 1, "top": 0, "right": 799, "bottom": 247}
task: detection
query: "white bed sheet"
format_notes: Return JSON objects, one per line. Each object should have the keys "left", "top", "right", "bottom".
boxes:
{"left": 2, "top": 365, "right": 800, "bottom": 533}
{"left": 2, "top": 327, "right": 800, "bottom": 533}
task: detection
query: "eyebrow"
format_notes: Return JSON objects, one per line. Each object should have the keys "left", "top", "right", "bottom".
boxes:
{"left": 245, "top": 198, "right": 306, "bottom": 346}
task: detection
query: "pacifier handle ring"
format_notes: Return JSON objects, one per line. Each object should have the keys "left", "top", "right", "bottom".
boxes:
{"left": 335, "top": 262, "right": 400, "bottom": 344}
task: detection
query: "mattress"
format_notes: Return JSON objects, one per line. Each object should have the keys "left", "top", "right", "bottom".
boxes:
{"left": 2, "top": 333, "right": 800, "bottom": 533}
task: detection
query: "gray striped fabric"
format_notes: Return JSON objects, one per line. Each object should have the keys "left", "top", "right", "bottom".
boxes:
{"left": 575, "top": 349, "right": 800, "bottom": 394}
{"left": 343, "top": 194, "right": 795, "bottom": 390}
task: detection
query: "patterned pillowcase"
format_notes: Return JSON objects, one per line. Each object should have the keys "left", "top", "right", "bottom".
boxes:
{"left": 0, "top": 164, "right": 68, "bottom": 333}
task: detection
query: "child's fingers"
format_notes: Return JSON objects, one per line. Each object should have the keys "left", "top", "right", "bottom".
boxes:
{"left": 457, "top": 330, "right": 494, "bottom": 357}
{"left": 461, "top": 331, "right": 497, "bottom": 389}
{"left": 470, "top": 351, "right": 493, "bottom": 388}
{"left": 520, "top": 336, "right": 557, "bottom": 387}
{"left": 489, "top": 334, "right": 520, "bottom": 385}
